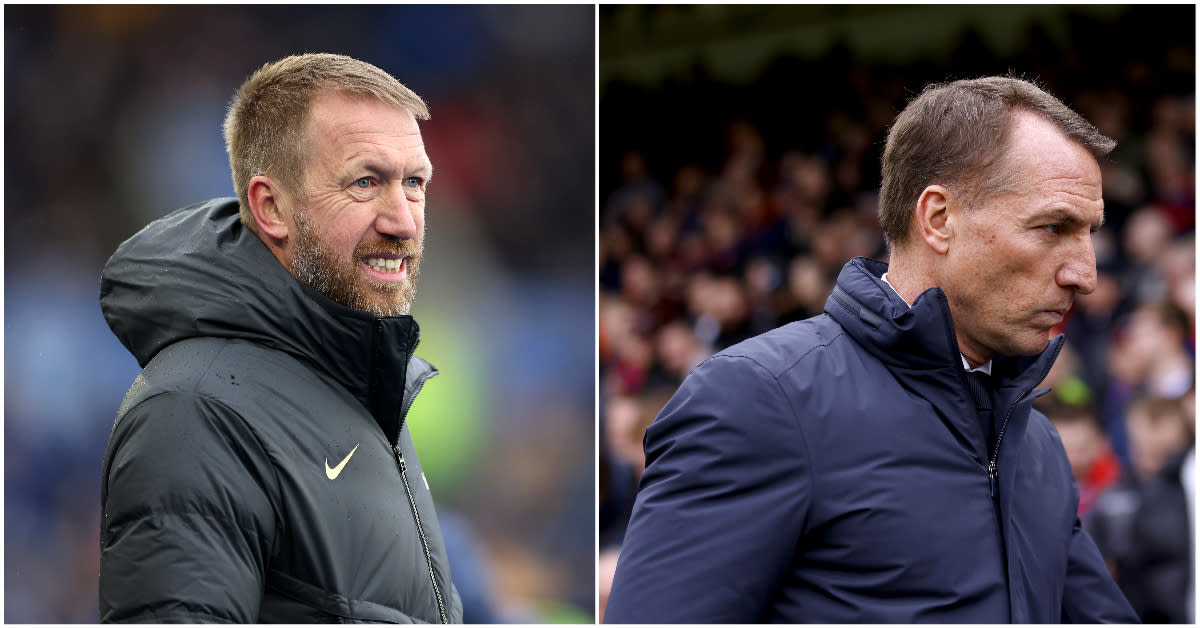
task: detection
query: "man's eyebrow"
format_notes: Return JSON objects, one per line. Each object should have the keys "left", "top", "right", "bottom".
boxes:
{"left": 348, "top": 158, "right": 433, "bottom": 183}
{"left": 413, "top": 161, "right": 434, "bottom": 183}
{"left": 1036, "top": 208, "right": 1105, "bottom": 229}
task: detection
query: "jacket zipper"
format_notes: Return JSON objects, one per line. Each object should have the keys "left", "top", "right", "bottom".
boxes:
{"left": 987, "top": 389, "right": 1029, "bottom": 499}
{"left": 930, "top": 290, "right": 1006, "bottom": 501}
{"left": 393, "top": 444, "right": 448, "bottom": 624}
{"left": 981, "top": 338, "right": 1062, "bottom": 501}
{"left": 400, "top": 376, "right": 430, "bottom": 424}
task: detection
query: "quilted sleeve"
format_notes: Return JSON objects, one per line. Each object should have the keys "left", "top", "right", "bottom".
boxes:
{"left": 100, "top": 391, "right": 278, "bottom": 623}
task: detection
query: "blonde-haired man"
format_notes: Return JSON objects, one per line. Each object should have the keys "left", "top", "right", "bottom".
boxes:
{"left": 99, "top": 53, "right": 461, "bottom": 623}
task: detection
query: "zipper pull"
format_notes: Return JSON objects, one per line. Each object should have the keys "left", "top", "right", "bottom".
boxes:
{"left": 988, "top": 463, "right": 999, "bottom": 499}
{"left": 394, "top": 445, "right": 407, "bottom": 472}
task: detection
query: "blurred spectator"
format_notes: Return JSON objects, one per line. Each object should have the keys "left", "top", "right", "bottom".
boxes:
{"left": 1111, "top": 303, "right": 1193, "bottom": 400}
{"left": 780, "top": 255, "right": 834, "bottom": 324}
{"left": 1121, "top": 205, "right": 1177, "bottom": 306}
{"left": 1087, "top": 395, "right": 1191, "bottom": 605}
{"left": 1159, "top": 235, "right": 1196, "bottom": 328}
{"left": 604, "top": 395, "right": 649, "bottom": 477}
{"left": 1104, "top": 301, "right": 1194, "bottom": 467}
{"left": 1127, "top": 396, "right": 1192, "bottom": 481}
{"left": 598, "top": 389, "right": 673, "bottom": 548}
{"left": 604, "top": 390, "right": 673, "bottom": 479}
{"left": 1039, "top": 397, "right": 1121, "bottom": 518}
{"left": 1066, "top": 261, "right": 1125, "bottom": 399}
{"left": 648, "top": 321, "right": 710, "bottom": 391}
{"left": 1124, "top": 442, "right": 1194, "bottom": 623}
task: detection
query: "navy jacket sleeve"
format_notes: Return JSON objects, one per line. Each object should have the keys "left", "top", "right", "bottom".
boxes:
{"left": 100, "top": 392, "right": 277, "bottom": 623}
{"left": 1061, "top": 515, "right": 1140, "bottom": 623}
{"left": 604, "top": 355, "right": 811, "bottom": 623}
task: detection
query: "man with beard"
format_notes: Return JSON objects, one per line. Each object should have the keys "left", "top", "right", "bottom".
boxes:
{"left": 98, "top": 53, "right": 462, "bottom": 623}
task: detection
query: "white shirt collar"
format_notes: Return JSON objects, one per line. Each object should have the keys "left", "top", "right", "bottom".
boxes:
{"left": 880, "top": 272, "right": 992, "bottom": 375}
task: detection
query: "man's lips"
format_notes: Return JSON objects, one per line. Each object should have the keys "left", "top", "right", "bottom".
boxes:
{"left": 1034, "top": 306, "right": 1069, "bottom": 325}
{"left": 361, "top": 254, "right": 408, "bottom": 281}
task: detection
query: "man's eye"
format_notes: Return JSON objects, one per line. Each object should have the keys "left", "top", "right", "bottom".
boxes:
{"left": 405, "top": 177, "right": 422, "bottom": 188}
{"left": 353, "top": 177, "right": 372, "bottom": 189}
{"left": 1041, "top": 224, "right": 1061, "bottom": 234}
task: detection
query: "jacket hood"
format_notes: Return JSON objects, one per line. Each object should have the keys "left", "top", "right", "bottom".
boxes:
{"left": 99, "top": 198, "right": 432, "bottom": 443}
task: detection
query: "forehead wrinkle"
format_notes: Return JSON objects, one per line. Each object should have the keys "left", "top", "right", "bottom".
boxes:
{"left": 1050, "top": 187, "right": 1103, "bottom": 203}
{"left": 330, "top": 133, "right": 425, "bottom": 155}
{"left": 334, "top": 133, "right": 428, "bottom": 167}
{"left": 1027, "top": 171, "right": 1103, "bottom": 198}
{"left": 342, "top": 141, "right": 424, "bottom": 162}
{"left": 314, "top": 113, "right": 423, "bottom": 148}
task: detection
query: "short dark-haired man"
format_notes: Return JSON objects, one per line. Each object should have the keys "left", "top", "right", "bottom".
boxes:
{"left": 605, "top": 77, "right": 1139, "bottom": 623}
{"left": 99, "top": 53, "right": 461, "bottom": 623}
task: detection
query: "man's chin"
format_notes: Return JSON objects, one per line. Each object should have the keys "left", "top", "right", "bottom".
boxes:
{"left": 373, "top": 302, "right": 413, "bottom": 317}
{"left": 356, "top": 296, "right": 412, "bottom": 317}
{"left": 359, "top": 284, "right": 415, "bottom": 317}
{"left": 978, "top": 328, "right": 1051, "bottom": 360}
{"left": 314, "top": 281, "right": 413, "bottom": 317}
{"left": 1005, "top": 332, "right": 1053, "bottom": 357}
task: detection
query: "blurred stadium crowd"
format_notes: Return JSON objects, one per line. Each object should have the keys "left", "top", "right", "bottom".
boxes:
{"left": 599, "top": 5, "right": 1194, "bottom": 622}
{"left": 5, "top": 5, "right": 593, "bottom": 623}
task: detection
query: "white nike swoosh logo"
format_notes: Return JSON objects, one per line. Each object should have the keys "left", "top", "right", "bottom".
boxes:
{"left": 325, "top": 444, "right": 360, "bottom": 480}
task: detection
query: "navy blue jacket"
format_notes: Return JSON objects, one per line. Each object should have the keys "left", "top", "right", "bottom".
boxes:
{"left": 605, "top": 257, "right": 1137, "bottom": 623}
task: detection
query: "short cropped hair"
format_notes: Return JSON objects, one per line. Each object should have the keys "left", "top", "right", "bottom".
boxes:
{"left": 879, "top": 75, "right": 1115, "bottom": 248}
{"left": 223, "top": 53, "right": 429, "bottom": 226}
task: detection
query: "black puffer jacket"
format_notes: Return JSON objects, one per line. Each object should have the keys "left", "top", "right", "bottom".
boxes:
{"left": 99, "top": 198, "right": 462, "bottom": 623}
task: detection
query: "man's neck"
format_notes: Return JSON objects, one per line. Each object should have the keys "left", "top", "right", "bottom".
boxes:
{"left": 880, "top": 270, "right": 992, "bottom": 375}
{"left": 879, "top": 254, "right": 926, "bottom": 306}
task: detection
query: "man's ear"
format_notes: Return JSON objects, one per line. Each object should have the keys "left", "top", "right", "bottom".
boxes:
{"left": 247, "top": 175, "right": 290, "bottom": 242}
{"left": 914, "top": 184, "right": 954, "bottom": 256}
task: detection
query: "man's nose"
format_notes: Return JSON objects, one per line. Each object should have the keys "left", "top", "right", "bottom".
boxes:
{"left": 375, "top": 186, "right": 417, "bottom": 240}
{"left": 1057, "top": 234, "right": 1098, "bottom": 294}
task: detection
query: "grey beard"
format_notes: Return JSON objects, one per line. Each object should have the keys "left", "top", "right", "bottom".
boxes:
{"left": 290, "top": 207, "right": 420, "bottom": 317}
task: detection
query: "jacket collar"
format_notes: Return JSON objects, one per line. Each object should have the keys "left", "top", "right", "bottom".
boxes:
{"left": 825, "top": 257, "right": 1061, "bottom": 390}
{"left": 825, "top": 257, "right": 1063, "bottom": 456}
{"left": 100, "top": 198, "right": 434, "bottom": 444}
